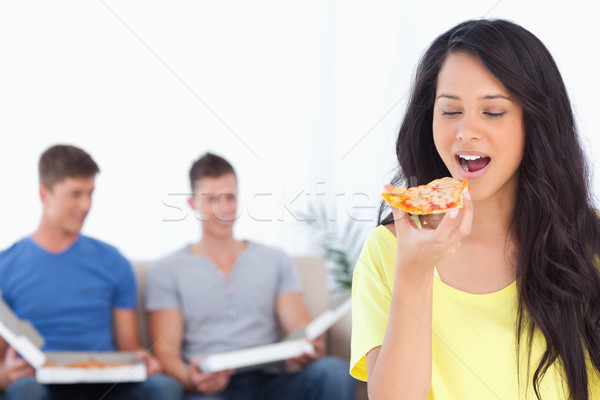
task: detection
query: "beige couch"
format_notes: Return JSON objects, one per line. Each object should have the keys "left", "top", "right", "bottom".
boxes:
{"left": 132, "top": 256, "right": 367, "bottom": 400}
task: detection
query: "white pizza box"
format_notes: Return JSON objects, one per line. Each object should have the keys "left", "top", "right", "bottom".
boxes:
{"left": 0, "top": 293, "right": 146, "bottom": 383}
{"left": 304, "top": 291, "right": 352, "bottom": 341}
{"left": 36, "top": 351, "right": 146, "bottom": 384}
{"left": 199, "top": 291, "right": 352, "bottom": 373}
{"left": 199, "top": 338, "right": 315, "bottom": 373}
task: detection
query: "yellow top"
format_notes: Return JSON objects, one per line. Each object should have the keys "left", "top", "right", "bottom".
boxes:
{"left": 350, "top": 225, "right": 600, "bottom": 399}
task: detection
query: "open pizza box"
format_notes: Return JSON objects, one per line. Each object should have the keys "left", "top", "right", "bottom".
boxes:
{"left": 199, "top": 291, "right": 352, "bottom": 373}
{"left": 0, "top": 294, "right": 146, "bottom": 384}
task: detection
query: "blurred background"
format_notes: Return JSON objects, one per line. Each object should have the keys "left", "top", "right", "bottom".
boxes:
{"left": 1, "top": 1, "right": 598, "bottom": 261}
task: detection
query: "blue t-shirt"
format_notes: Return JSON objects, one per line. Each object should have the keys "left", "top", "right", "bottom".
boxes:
{"left": 0, "top": 236, "right": 137, "bottom": 351}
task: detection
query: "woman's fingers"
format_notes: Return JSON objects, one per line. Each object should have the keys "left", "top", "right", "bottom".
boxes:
{"left": 432, "top": 191, "right": 472, "bottom": 243}
{"left": 392, "top": 191, "right": 473, "bottom": 272}
{"left": 456, "top": 192, "right": 473, "bottom": 237}
{"left": 432, "top": 208, "right": 461, "bottom": 243}
{"left": 391, "top": 207, "right": 422, "bottom": 235}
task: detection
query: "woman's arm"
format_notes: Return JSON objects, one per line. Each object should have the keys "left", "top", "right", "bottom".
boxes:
{"left": 366, "top": 195, "right": 472, "bottom": 399}
{"left": 366, "top": 264, "right": 434, "bottom": 399}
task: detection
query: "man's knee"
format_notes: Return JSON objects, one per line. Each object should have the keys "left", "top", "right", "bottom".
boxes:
{"left": 304, "top": 357, "right": 357, "bottom": 396}
{"left": 4, "top": 377, "right": 50, "bottom": 400}
{"left": 306, "top": 356, "right": 351, "bottom": 379}
{"left": 139, "top": 374, "right": 184, "bottom": 399}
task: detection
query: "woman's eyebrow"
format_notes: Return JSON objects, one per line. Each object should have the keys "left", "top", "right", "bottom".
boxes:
{"left": 435, "top": 93, "right": 512, "bottom": 100}
{"left": 479, "top": 94, "right": 512, "bottom": 100}
{"left": 436, "top": 93, "right": 459, "bottom": 100}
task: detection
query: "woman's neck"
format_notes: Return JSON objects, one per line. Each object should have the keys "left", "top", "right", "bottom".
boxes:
{"left": 468, "top": 197, "right": 514, "bottom": 245}
{"left": 435, "top": 194, "right": 518, "bottom": 294}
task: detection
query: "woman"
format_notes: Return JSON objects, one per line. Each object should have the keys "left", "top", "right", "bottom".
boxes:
{"left": 350, "top": 19, "right": 600, "bottom": 400}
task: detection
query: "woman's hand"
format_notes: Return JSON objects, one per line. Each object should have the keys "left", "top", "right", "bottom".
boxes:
{"left": 392, "top": 192, "right": 473, "bottom": 283}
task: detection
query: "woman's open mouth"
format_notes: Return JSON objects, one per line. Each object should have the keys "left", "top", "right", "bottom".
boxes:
{"left": 455, "top": 154, "right": 491, "bottom": 178}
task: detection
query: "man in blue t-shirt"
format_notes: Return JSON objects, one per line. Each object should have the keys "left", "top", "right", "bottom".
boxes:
{"left": 0, "top": 144, "right": 182, "bottom": 400}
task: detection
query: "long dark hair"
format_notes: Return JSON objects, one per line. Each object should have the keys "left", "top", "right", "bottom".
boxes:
{"left": 379, "top": 19, "right": 600, "bottom": 400}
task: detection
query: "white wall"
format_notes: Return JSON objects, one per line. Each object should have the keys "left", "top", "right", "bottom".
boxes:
{"left": 0, "top": 1, "right": 598, "bottom": 261}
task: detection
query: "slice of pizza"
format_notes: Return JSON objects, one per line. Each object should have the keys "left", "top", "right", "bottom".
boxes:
{"left": 381, "top": 177, "right": 469, "bottom": 215}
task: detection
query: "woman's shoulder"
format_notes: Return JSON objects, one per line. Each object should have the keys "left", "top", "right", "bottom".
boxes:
{"left": 358, "top": 225, "right": 397, "bottom": 269}
{"left": 383, "top": 223, "right": 396, "bottom": 237}
{"left": 366, "top": 224, "right": 396, "bottom": 243}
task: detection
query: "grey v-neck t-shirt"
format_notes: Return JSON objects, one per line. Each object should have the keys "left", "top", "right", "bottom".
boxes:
{"left": 145, "top": 242, "right": 303, "bottom": 362}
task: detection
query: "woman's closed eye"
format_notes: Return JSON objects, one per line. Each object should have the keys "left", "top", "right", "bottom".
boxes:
{"left": 483, "top": 111, "right": 507, "bottom": 118}
{"left": 441, "top": 111, "right": 461, "bottom": 116}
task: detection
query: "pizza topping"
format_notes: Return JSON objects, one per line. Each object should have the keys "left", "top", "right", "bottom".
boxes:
{"left": 381, "top": 177, "right": 469, "bottom": 215}
{"left": 43, "top": 360, "right": 130, "bottom": 369}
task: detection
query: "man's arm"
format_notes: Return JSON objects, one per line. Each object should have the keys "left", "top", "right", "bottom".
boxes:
{"left": 147, "top": 309, "right": 188, "bottom": 386}
{"left": 276, "top": 292, "right": 326, "bottom": 367}
{"left": 0, "top": 338, "right": 9, "bottom": 389}
{"left": 113, "top": 308, "right": 162, "bottom": 375}
{"left": 276, "top": 292, "right": 312, "bottom": 335}
{"left": 0, "top": 338, "right": 35, "bottom": 390}
{"left": 148, "top": 309, "right": 232, "bottom": 394}
{"left": 113, "top": 309, "right": 140, "bottom": 350}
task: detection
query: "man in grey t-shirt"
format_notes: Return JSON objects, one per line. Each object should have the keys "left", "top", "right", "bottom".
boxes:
{"left": 146, "top": 153, "right": 356, "bottom": 400}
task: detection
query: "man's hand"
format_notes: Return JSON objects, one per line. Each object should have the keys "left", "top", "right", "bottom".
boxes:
{"left": 286, "top": 333, "right": 326, "bottom": 369}
{"left": 188, "top": 358, "right": 234, "bottom": 395}
{"left": 135, "top": 349, "right": 163, "bottom": 375}
{"left": 0, "top": 347, "right": 35, "bottom": 389}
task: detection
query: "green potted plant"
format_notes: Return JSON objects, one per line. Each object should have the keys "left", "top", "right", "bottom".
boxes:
{"left": 301, "top": 205, "right": 366, "bottom": 291}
